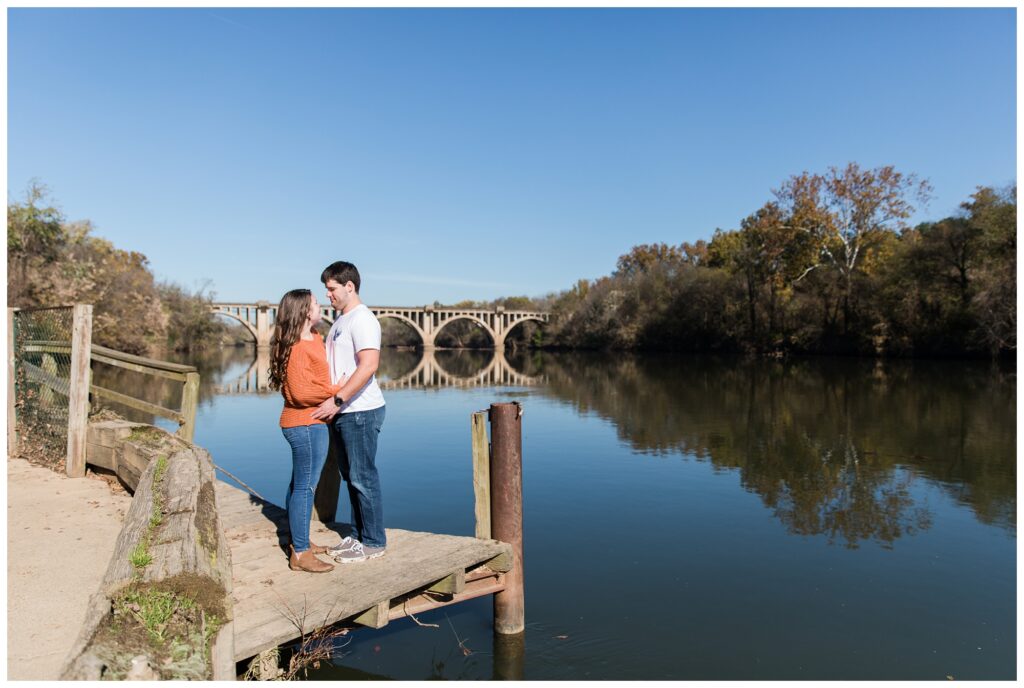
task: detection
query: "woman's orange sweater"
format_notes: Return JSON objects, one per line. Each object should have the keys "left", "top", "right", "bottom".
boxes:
{"left": 279, "top": 335, "right": 342, "bottom": 428}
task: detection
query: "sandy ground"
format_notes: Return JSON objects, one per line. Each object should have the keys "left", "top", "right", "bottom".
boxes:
{"left": 7, "top": 457, "right": 132, "bottom": 680}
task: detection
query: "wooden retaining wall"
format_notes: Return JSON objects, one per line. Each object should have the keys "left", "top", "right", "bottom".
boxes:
{"left": 60, "top": 420, "right": 235, "bottom": 680}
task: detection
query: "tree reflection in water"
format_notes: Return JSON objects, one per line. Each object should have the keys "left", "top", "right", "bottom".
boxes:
{"left": 535, "top": 352, "right": 1014, "bottom": 547}
{"left": 95, "top": 346, "right": 1014, "bottom": 549}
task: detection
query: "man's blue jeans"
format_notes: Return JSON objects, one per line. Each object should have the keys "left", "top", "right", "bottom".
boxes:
{"left": 282, "top": 423, "right": 330, "bottom": 553}
{"left": 330, "top": 405, "right": 386, "bottom": 548}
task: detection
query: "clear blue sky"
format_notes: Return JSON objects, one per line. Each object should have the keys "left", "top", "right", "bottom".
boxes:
{"left": 7, "top": 8, "right": 1016, "bottom": 305}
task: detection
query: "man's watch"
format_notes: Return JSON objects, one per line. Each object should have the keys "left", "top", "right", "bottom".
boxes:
{"left": 333, "top": 395, "right": 345, "bottom": 406}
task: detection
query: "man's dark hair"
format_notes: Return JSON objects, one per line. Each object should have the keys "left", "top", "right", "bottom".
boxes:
{"left": 321, "top": 261, "right": 361, "bottom": 293}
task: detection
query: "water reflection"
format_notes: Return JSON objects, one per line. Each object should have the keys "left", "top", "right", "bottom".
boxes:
{"left": 212, "top": 347, "right": 547, "bottom": 395}
{"left": 93, "top": 348, "right": 1014, "bottom": 549}
{"left": 535, "top": 352, "right": 1015, "bottom": 545}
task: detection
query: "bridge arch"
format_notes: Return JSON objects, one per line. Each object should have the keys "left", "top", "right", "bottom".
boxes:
{"left": 508, "top": 314, "right": 547, "bottom": 328}
{"left": 433, "top": 315, "right": 497, "bottom": 348}
{"left": 503, "top": 314, "right": 547, "bottom": 336}
{"left": 376, "top": 313, "right": 429, "bottom": 347}
{"left": 211, "top": 310, "right": 258, "bottom": 345}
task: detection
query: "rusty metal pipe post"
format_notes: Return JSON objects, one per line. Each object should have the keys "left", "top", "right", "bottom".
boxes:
{"left": 489, "top": 402, "right": 525, "bottom": 635}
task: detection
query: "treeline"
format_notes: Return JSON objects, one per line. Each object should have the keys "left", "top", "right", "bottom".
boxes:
{"left": 8, "top": 183, "right": 235, "bottom": 355}
{"left": 534, "top": 163, "right": 1014, "bottom": 357}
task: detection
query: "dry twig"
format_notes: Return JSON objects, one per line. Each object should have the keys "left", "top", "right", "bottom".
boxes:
{"left": 404, "top": 598, "right": 440, "bottom": 628}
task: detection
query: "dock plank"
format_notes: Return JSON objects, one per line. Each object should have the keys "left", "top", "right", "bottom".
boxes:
{"left": 214, "top": 481, "right": 512, "bottom": 662}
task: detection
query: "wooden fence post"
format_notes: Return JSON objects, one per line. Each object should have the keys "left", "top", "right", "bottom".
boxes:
{"left": 489, "top": 401, "right": 525, "bottom": 635}
{"left": 178, "top": 371, "right": 200, "bottom": 443}
{"left": 40, "top": 354, "right": 57, "bottom": 407}
{"left": 313, "top": 434, "right": 341, "bottom": 523}
{"left": 67, "top": 304, "right": 93, "bottom": 478}
{"left": 471, "top": 411, "right": 491, "bottom": 539}
{"left": 8, "top": 308, "right": 18, "bottom": 458}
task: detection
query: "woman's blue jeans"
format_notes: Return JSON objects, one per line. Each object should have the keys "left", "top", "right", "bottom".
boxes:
{"left": 282, "top": 423, "right": 330, "bottom": 553}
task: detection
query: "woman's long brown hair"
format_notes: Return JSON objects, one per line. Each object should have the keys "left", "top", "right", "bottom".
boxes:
{"left": 268, "top": 289, "right": 313, "bottom": 391}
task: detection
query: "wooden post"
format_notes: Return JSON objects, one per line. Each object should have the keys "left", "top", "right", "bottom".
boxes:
{"left": 489, "top": 402, "right": 525, "bottom": 635}
{"left": 178, "top": 371, "right": 200, "bottom": 443}
{"left": 313, "top": 431, "right": 341, "bottom": 523}
{"left": 471, "top": 411, "right": 491, "bottom": 539}
{"left": 40, "top": 354, "right": 57, "bottom": 407}
{"left": 66, "top": 304, "right": 93, "bottom": 478}
{"left": 8, "top": 308, "right": 18, "bottom": 458}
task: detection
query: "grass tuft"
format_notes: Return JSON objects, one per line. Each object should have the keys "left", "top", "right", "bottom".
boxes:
{"left": 130, "top": 541, "right": 153, "bottom": 569}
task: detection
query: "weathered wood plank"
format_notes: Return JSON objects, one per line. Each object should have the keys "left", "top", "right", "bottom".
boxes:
{"left": 22, "top": 359, "right": 70, "bottom": 396}
{"left": 66, "top": 305, "right": 93, "bottom": 478}
{"left": 227, "top": 530, "right": 436, "bottom": 588}
{"left": 217, "top": 494, "right": 279, "bottom": 519}
{"left": 89, "top": 351, "right": 187, "bottom": 381}
{"left": 178, "top": 371, "right": 200, "bottom": 442}
{"left": 484, "top": 550, "right": 513, "bottom": 573}
{"left": 89, "top": 343, "right": 197, "bottom": 375}
{"left": 427, "top": 569, "right": 466, "bottom": 595}
{"left": 210, "top": 621, "right": 236, "bottom": 681}
{"left": 20, "top": 341, "right": 71, "bottom": 354}
{"left": 90, "top": 384, "right": 184, "bottom": 423}
{"left": 471, "top": 411, "right": 491, "bottom": 539}
{"left": 353, "top": 600, "right": 390, "bottom": 629}
{"left": 8, "top": 308, "right": 18, "bottom": 458}
{"left": 87, "top": 442, "right": 117, "bottom": 471}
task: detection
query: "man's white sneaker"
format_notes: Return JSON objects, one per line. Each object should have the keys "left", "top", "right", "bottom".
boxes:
{"left": 328, "top": 536, "right": 366, "bottom": 563}
{"left": 362, "top": 545, "right": 386, "bottom": 560}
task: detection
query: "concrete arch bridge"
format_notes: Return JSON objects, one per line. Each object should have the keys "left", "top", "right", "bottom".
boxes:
{"left": 210, "top": 303, "right": 549, "bottom": 350}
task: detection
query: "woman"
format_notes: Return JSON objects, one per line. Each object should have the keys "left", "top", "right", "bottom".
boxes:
{"left": 269, "top": 289, "right": 344, "bottom": 573}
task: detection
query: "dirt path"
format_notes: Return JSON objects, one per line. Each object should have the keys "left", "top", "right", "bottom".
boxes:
{"left": 6, "top": 457, "right": 132, "bottom": 680}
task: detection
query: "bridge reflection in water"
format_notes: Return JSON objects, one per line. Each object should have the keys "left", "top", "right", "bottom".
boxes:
{"left": 214, "top": 348, "right": 547, "bottom": 395}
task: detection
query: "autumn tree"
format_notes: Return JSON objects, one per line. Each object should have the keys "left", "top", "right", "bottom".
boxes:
{"left": 708, "top": 203, "right": 817, "bottom": 344}
{"left": 613, "top": 243, "right": 685, "bottom": 278}
{"left": 8, "top": 183, "right": 229, "bottom": 354}
{"left": 7, "top": 181, "right": 65, "bottom": 305}
{"left": 776, "top": 163, "right": 932, "bottom": 334}
{"left": 964, "top": 185, "right": 1016, "bottom": 352}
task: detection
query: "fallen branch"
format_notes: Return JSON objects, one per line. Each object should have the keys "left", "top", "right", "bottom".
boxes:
{"left": 404, "top": 599, "right": 440, "bottom": 628}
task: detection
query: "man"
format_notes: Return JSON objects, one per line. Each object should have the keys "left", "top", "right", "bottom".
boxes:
{"left": 311, "top": 261, "right": 387, "bottom": 563}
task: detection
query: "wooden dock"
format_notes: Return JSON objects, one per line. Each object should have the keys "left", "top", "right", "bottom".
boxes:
{"left": 216, "top": 481, "right": 514, "bottom": 662}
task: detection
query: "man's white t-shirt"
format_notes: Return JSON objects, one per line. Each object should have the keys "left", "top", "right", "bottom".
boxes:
{"left": 326, "top": 304, "right": 386, "bottom": 413}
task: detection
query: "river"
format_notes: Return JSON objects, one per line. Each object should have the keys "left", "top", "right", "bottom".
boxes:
{"left": 93, "top": 347, "right": 1016, "bottom": 680}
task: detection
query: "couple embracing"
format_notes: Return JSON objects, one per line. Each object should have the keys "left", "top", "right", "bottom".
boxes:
{"left": 269, "top": 260, "right": 386, "bottom": 573}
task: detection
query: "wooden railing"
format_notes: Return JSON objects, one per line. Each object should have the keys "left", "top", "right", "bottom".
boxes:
{"left": 88, "top": 344, "right": 200, "bottom": 443}
{"left": 14, "top": 304, "right": 200, "bottom": 482}
{"left": 22, "top": 341, "right": 201, "bottom": 442}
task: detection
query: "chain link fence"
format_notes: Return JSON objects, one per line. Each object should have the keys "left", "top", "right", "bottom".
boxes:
{"left": 12, "top": 307, "right": 74, "bottom": 467}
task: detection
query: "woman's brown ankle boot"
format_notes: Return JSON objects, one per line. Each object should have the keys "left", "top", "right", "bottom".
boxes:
{"left": 289, "top": 545, "right": 334, "bottom": 573}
